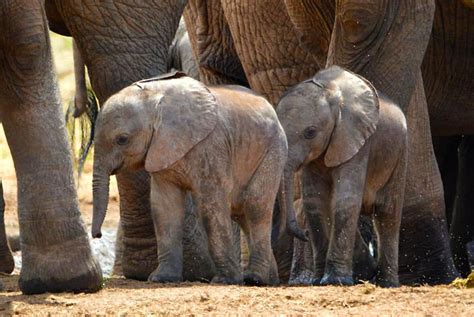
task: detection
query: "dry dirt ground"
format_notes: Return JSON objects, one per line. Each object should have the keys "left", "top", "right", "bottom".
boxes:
{"left": 0, "top": 276, "right": 473, "bottom": 316}
{"left": 0, "top": 34, "right": 473, "bottom": 316}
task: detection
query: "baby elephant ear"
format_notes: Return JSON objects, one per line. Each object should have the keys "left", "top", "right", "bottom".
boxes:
{"left": 145, "top": 77, "right": 217, "bottom": 172}
{"left": 321, "top": 66, "right": 380, "bottom": 167}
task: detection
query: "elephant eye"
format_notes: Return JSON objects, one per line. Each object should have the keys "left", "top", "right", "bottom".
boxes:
{"left": 116, "top": 134, "right": 130, "bottom": 146}
{"left": 303, "top": 126, "right": 317, "bottom": 139}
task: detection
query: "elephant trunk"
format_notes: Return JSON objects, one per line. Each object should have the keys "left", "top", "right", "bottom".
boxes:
{"left": 92, "top": 164, "right": 110, "bottom": 239}
{"left": 278, "top": 168, "right": 308, "bottom": 242}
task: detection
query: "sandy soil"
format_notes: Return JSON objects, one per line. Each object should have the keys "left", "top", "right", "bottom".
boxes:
{"left": 0, "top": 276, "right": 472, "bottom": 315}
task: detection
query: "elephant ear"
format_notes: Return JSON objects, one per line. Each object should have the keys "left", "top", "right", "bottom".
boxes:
{"left": 144, "top": 77, "right": 217, "bottom": 172}
{"left": 319, "top": 66, "right": 380, "bottom": 167}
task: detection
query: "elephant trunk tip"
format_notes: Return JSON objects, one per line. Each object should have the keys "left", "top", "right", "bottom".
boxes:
{"left": 91, "top": 226, "right": 102, "bottom": 239}
{"left": 287, "top": 220, "right": 309, "bottom": 242}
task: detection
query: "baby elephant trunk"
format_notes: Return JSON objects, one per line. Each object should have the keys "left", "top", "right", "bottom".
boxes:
{"left": 92, "top": 166, "right": 110, "bottom": 239}
{"left": 277, "top": 170, "right": 308, "bottom": 242}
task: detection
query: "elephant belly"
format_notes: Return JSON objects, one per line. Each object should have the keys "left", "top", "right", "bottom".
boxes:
{"left": 361, "top": 189, "right": 377, "bottom": 216}
{"left": 423, "top": 0, "right": 474, "bottom": 136}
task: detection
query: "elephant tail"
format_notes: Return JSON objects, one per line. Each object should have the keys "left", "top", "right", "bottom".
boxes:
{"left": 65, "top": 40, "right": 99, "bottom": 181}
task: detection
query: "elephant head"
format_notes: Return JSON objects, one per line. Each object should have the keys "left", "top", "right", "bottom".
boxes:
{"left": 91, "top": 73, "right": 217, "bottom": 238}
{"left": 276, "top": 65, "right": 379, "bottom": 230}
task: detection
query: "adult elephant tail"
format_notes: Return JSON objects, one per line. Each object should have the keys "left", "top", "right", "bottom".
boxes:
{"left": 65, "top": 40, "right": 99, "bottom": 179}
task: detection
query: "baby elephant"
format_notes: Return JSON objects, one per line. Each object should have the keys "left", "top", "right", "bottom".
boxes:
{"left": 91, "top": 72, "right": 298, "bottom": 285}
{"left": 277, "top": 66, "right": 407, "bottom": 287}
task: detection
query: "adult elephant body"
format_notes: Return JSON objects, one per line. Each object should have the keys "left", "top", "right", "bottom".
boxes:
{"left": 185, "top": 0, "right": 461, "bottom": 284}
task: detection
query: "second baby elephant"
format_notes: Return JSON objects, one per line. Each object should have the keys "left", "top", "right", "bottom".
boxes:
{"left": 277, "top": 66, "right": 408, "bottom": 287}
{"left": 91, "top": 72, "right": 303, "bottom": 285}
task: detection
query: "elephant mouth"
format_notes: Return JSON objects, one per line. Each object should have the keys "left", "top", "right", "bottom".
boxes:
{"left": 110, "top": 162, "right": 124, "bottom": 175}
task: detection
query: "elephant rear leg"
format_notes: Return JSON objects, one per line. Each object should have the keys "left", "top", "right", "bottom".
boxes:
{"left": 198, "top": 191, "right": 241, "bottom": 284}
{"left": 240, "top": 152, "right": 283, "bottom": 286}
{"left": 373, "top": 159, "right": 406, "bottom": 287}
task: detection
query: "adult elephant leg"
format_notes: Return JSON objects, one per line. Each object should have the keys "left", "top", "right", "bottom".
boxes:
{"left": 0, "top": 0, "right": 101, "bottom": 294}
{"left": 112, "top": 223, "right": 123, "bottom": 276}
{"left": 328, "top": 0, "right": 457, "bottom": 284}
{"left": 451, "top": 136, "right": 474, "bottom": 276}
{"left": 432, "top": 136, "right": 462, "bottom": 226}
{"left": 0, "top": 181, "right": 14, "bottom": 274}
{"left": 399, "top": 74, "right": 457, "bottom": 284}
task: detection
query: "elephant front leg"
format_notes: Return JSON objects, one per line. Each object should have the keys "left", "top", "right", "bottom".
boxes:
{"left": 116, "top": 170, "right": 157, "bottom": 280}
{"left": 198, "top": 193, "right": 242, "bottom": 285}
{"left": 321, "top": 205, "right": 361, "bottom": 286}
{"left": 321, "top": 158, "right": 368, "bottom": 286}
{"left": 148, "top": 176, "right": 185, "bottom": 283}
{"left": 302, "top": 167, "right": 332, "bottom": 284}
{"left": 399, "top": 73, "right": 458, "bottom": 284}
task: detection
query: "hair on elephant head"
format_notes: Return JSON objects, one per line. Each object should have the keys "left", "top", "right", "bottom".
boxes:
{"left": 91, "top": 71, "right": 217, "bottom": 239}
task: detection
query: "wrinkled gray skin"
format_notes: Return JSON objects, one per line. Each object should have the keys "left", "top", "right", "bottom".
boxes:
{"left": 92, "top": 74, "right": 293, "bottom": 285}
{"left": 168, "top": 18, "right": 200, "bottom": 80}
{"left": 0, "top": 0, "right": 102, "bottom": 294}
{"left": 277, "top": 66, "right": 408, "bottom": 287}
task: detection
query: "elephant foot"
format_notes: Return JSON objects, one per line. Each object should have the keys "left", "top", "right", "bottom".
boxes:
{"left": 244, "top": 272, "right": 276, "bottom": 286}
{"left": 320, "top": 274, "right": 354, "bottom": 286}
{"left": 122, "top": 259, "right": 157, "bottom": 281}
{"left": 148, "top": 267, "right": 182, "bottom": 283}
{"left": 19, "top": 251, "right": 102, "bottom": 295}
{"left": 310, "top": 277, "right": 322, "bottom": 285}
{"left": 211, "top": 274, "right": 242, "bottom": 285}
{"left": 399, "top": 204, "right": 459, "bottom": 285}
{"left": 148, "top": 273, "right": 182, "bottom": 283}
{"left": 376, "top": 277, "right": 400, "bottom": 288}
{"left": 288, "top": 270, "right": 317, "bottom": 285}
